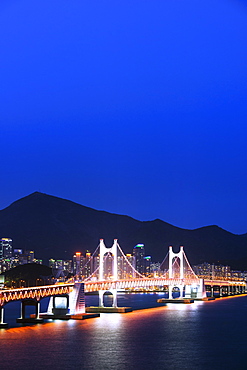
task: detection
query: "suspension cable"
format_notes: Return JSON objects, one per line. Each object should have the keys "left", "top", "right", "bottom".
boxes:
{"left": 84, "top": 252, "right": 112, "bottom": 281}
{"left": 117, "top": 242, "right": 146, "bottom": 278}
{"left": 80, "top": 243, "right": 100, "bottom": 270}
{"left": 182, "top": 250, "right": 199, "bottom": 279}
{"left": 159, "top": 250, "right": 169, "bottom": 271}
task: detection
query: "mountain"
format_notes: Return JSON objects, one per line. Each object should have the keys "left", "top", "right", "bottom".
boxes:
{"left": 0, "top": 192, "right": 247, "bottom": 269}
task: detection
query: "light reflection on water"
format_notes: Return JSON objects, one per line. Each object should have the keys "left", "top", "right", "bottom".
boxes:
{"left": 1, "top": 294, "right": 247, "bottom": 370}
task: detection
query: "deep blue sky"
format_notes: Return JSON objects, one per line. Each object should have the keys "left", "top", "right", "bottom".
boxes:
{"left": 1, "top": 0, "right": 247, "bottom": 234}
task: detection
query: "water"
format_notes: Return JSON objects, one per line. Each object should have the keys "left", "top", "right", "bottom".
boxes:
{"left": 1, "top": 294, "right": 247, "bottom": 370}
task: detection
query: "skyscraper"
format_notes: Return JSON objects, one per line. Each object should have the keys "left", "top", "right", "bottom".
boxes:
{"left": 133, "top": 244, "right": 145, "bottom": 274}
{"left": 73, "top": 252, "right": 84, "bottom": 276}
{"left": 0, "top": 238, "right": 13, "bottom": 259}
{"left": 144, "top": 256, "right": 152, "bottom": 276}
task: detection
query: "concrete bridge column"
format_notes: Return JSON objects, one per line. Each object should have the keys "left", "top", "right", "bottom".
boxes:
{"left": 52, "top": 295, "right": 69, "bottom": 316}
{"left": 184, "top": 285, "right": 191, "bottom": 298}
{"left": 168, "top": 285, "right": 173, "bottom": 299}
{"left": 99, "top": 290, "right": 104, "bottom": 307}
{"left": 37, "top": 301, "right": 40, "bottom": 317}
{"left": 0, "top": 306, "right": 8, "bottom": 328}
{"left": 99, "top": 290, "right": 118, "bottom": 307}
{"left": 211, "top": 286, "right": 214, "bottom": 297}
{"left": 179, "top": 285, "right": 184, "bottom": 298}
{"left": 219, "top": 286, "right": 223, "bottom": 297}
{"left": 17, "top": 299, "right": 43, "bottom": 323}
{"left": 69, "top": 282, "right": 85, "bottom": 314}
{"left": 197, "top": 279, "right": 206, "bottom": 299}
{"left": 111, "top": 289, "right": 118, "bottom": 308}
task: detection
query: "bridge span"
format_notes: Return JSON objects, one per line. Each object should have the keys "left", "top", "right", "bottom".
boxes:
{"left": 1, "top": 242, "right": 246, "bottom": 327}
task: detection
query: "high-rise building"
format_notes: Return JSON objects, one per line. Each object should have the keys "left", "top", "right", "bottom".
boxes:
{"left": 25, "top": 250, "right": 35, "bottom": 263}
{"left": 103, "top": 253, "right": 114, "bottom": 279}
{"left": 73, "top": 252, "right": 84, "bottom": 276}
{"left": 93, "top": 254, "right": 100, "bottom": 279}
{"left": 0, "top": 238, "right": 13, "bottom": 259}
{"left": 49, "top": 259, "right": 73, "bottom": 273}
{"left": 144, "top": 256, "right": 152, "bottom": 276}
{"left": 83, "top": 251, "right": 93, "bottom": 278}
{"left": 117, "top": 254, "right": 135, "bottom": 279}
{"left": 13, "top": 249, "right": 23, "bottom": 257}
{"left": 133, "top": 244, "right": 145, "bottom": 274}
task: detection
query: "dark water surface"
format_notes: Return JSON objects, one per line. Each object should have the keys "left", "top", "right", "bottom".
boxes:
{"left": 1, "top": 293, "right": 247, "bottom": 370}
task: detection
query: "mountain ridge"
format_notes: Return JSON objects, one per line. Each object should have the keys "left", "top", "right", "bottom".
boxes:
{"left": 0, "top": 192, "right": 247, "bottom": 269}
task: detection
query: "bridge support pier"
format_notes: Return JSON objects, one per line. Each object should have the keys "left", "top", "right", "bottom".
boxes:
{"left": 184, "top": 285, "right": 191, "bottom": 298}
{"left": 168, "top": 285, "right": 173, "bottom": 299}
{"left": 211, "top": 286, "right": 214, "bottom": 297}
{"left": 52, "top": 295, "right": 70, "bottom": 316}
{"left": 178, "top": 285, "right": 184, "bottom": 298}
{"left": 184, "top": 279, "right": 206, "bottom": 299}
{"left": 69, "top": 282, "right": 85, "bottom": 314}
{"left": 16, "top": 300, "right": 43, "bottom": 323}
{"left": 0, "top": 306, "right": 8, "bottom": 328}
{"left": 219, "top": 287, "right": 223, "bottom": 297}
{"left": 99, "top": 290, "right": 104, "bottom": 307}
{"left": 99, "top": 289, "right": 118, "bottom": 308}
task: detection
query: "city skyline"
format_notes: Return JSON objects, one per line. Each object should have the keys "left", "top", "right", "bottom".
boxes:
{"left": 1, "top": 236, "right": 247, "bottom": 281}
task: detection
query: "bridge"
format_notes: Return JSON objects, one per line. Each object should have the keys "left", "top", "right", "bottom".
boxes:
{"left": 83, "top": 241, "right": 246, "bottom": 308}
{"left": 1, "top": 240, "right": 246, "bottom": 326}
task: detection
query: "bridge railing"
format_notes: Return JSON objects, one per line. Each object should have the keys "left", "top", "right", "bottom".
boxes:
{"left": 0, "top": 283, "right": 74, "bottom": 306}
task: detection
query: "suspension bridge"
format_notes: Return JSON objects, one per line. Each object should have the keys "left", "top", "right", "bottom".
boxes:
{"left": 0, "top": 240, "right": 246, "bottom": 326}
{"left": 83, "top": 240, "right": 206, "bottom": 309}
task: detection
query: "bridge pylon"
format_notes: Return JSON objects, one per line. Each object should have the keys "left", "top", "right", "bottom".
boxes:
{"left": 168, "top": 246, "right": 184, "bottom": 299}
{"left": 168, "top": 245, "right": 206, "bottom": 299}
{"left": 99, "top": 239, "right": 118, "bottom": 307}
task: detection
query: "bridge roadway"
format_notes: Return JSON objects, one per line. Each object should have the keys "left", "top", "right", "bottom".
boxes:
{"left": 0, "top": 277, "right": 245, "bottom": 302}
{"left": 0, "top": 283, "right": 74, "bottom": 306}
{"left": 84, "top": 277, "right": 200, "bottom": 292}
{"left": 84, "top": 277, "right": 246, "bottom": 292}
{"left": 204, "top": 278, "right": 246, "bottom": 287}
{"left": 0, "top": 278, "right": 246, "bottom": 327}
{"left": 1, "top": 277, "right": 246, "bottom": 304}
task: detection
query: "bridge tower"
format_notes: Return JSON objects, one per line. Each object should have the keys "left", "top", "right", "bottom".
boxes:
{"left": 99, "top": 239, "right": 118, "bottom": 307}
{"left": 168, "top": 246, "right": 185, "bottom": 299}
{"left": 168, "top": 245, "right": 206, "bottom": 299}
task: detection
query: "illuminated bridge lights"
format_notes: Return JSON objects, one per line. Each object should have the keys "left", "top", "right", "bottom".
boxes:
{"left": 204, "top": 279, "right": 246, "bottom": 287}
{"left": 1, "top": 243, "right": 246, "bottom": 308}
{"left": 84, "top": 277, "right": 200, "bottom": 293}
{"left": 0, "top": 283, "right": 74, "bottom": 306}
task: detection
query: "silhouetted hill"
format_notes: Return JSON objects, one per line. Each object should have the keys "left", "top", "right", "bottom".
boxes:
{"left": 1, "top": 263, "right": 53, "bottom": 287}
{"left": 0, "top": 192, "right": 247, "bottom": 269}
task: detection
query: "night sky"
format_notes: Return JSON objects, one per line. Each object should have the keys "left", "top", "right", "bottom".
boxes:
{"left": 1, "top": 1, "right": 247, "bottom": 234}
